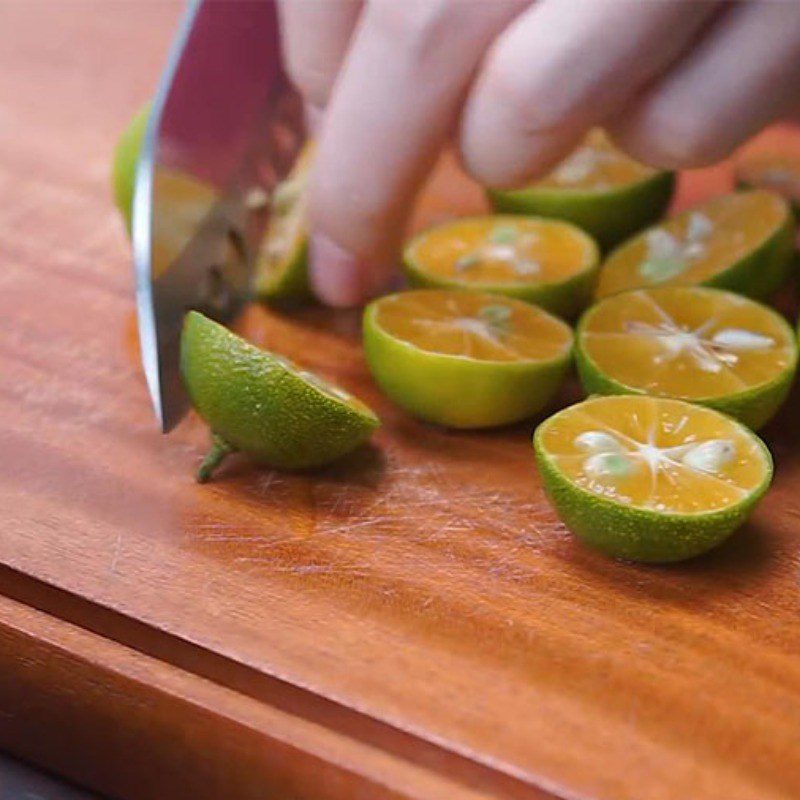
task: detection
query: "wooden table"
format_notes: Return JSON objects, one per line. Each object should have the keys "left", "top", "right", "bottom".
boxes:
{"left": 2, "top": 3, "right": 800, "bottom": 800}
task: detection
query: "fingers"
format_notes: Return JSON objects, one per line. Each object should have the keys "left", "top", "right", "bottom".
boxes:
{"left": 460, "top": 0, "right": 720, "bottom": 189}
{"left": 277, "top": 0, "right": 362, "bottom": 111}
{"left": 609, "top": 2, "right": 800, "bottom": 169}
{"left": 309, "top": 0, "right": 528, "bottom": 306}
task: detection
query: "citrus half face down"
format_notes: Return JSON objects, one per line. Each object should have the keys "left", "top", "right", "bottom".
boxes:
{"left": 403, "top": 215, "right": 599, "bottom": 318}
{"left": 487, "top": 129, "right": 675, "bottom": 250}
{"left": 181, "top": 311, "right": 379, "bottom": 481}
{"left": 596, "top": 190, "right": 795, "bottom": 301}
{"left": 363, "top": 289, "right": 573, "bottom": 428}
{"left": 534, "top": 395, "right": 772, "bottom": 562}
{"left": 576, "top": 286, "right": 797, "bottom": 429}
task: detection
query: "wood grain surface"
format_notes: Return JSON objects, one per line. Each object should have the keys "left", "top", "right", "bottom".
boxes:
{"left": 2, "top": 3, "right": 800, "bottom": 800}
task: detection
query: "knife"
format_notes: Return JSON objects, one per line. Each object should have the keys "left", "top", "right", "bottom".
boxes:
{"left": 133, "top": 0, "right": 305, "bottom": 432}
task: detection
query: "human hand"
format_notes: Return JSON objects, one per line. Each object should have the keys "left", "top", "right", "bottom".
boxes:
{"left": 279, "top": 0, "right": 800, "bottom": 306}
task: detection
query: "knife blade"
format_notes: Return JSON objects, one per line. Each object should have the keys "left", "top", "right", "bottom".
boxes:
{"left": 133, "top": 0, "right": 305, "bottom": 432}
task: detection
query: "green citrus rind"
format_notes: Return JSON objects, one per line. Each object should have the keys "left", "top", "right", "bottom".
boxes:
{"left": 488, "top": 171, "right": 676, "bottom": 251}
{"left": 112, "top": 101, "right": 151, "bottom": 234}
{"left": 575, "top": 287, "right": 798, "bottom": 430}
{"left": 533, "top": 397, "right": 773, "bottom": 563}
{"left": 180, "top": 311, "right": 378, "bottom": 475}
{"left": 403, "top": 216, "right": 601, "bottom": 320}
{"left": 685, "top": 209, "right": 795, "bottom": 301}
{"left": 598, "top": 193, "right": 797, "bottom": 302}
{"left": 363, "top": 291, "right": 573, "bottom": 429}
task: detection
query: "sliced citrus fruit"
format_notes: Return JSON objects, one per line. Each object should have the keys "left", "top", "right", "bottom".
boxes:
{"left": 534, "top": 395, "right": 772, "bottom": 562}
{"left": 403, "top": 215, "right": 599, "bottom": 319}
{"left": 363, "top": 289, "right": 573, "bottom": 428}
{"left": 112, "top": 101, "right": 151, "bottom": 234}
{"left": 735, "top": 152, "right": 800, "bottom": 214}
{"left": 596, "top": 190, "right": 795, "bottom": 301}
{"left": 180, "top": 311, "right": 379, "bottom": 481}
{"left": 253, "top": 144, "right": 314, "bottom": 302}
{"left": 487, "top": 129, "right": 675, "bottom": 250}
{"left": 576, "top": 286, "right": 797, "bottom": 430}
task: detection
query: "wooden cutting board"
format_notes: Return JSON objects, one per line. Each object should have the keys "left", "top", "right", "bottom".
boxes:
{"left": 2, "top": 4, "right": 800, "bottom": 800}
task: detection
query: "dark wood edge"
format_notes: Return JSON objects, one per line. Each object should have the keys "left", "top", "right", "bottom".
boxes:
{"left": 0, "top": 752, "right": 100, "bottom": 800}
{"left": 0, "top": 569, "right": 563, "bottom": 800}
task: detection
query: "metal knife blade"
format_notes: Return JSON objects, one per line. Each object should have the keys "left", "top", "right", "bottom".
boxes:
{"left": 133, "top": 0, "right": 305, "bottom": 432}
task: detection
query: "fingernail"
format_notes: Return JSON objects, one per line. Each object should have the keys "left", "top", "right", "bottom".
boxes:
{"left": 309, "top": 233, "right": 368, "bottom": 308}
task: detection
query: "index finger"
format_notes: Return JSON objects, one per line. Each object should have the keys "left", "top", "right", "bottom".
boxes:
{"left": 278, "top": 0, "right": 362, "bottom": 111}
{"left": 309, "top": 0, "right": 528, "bottom": 306}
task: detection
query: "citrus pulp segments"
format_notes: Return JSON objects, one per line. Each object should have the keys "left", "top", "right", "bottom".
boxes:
{"left": 180, "top": 312, "right": 378, "bottom": 471}
{"left": 576, "top": 287, "right": 798, "bottom": 430}
{"left": 363, "top": 290, "right": 573, "bottom": 428}
{"left": 487, "top": 129, "right": 675, "bottom": 250}
{"left": 596, "top": 190, "right": 796, "bottom": 301}
{"left": 534, "top": 395, "right": 773, "bottom": 562}
{"left": 403, "top": 216, "right": 600, "bottom": 319}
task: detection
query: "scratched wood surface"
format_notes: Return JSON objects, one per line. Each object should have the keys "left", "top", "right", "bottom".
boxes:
{"left": 3, "top": 3, "right": 800, "bottom": 800}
